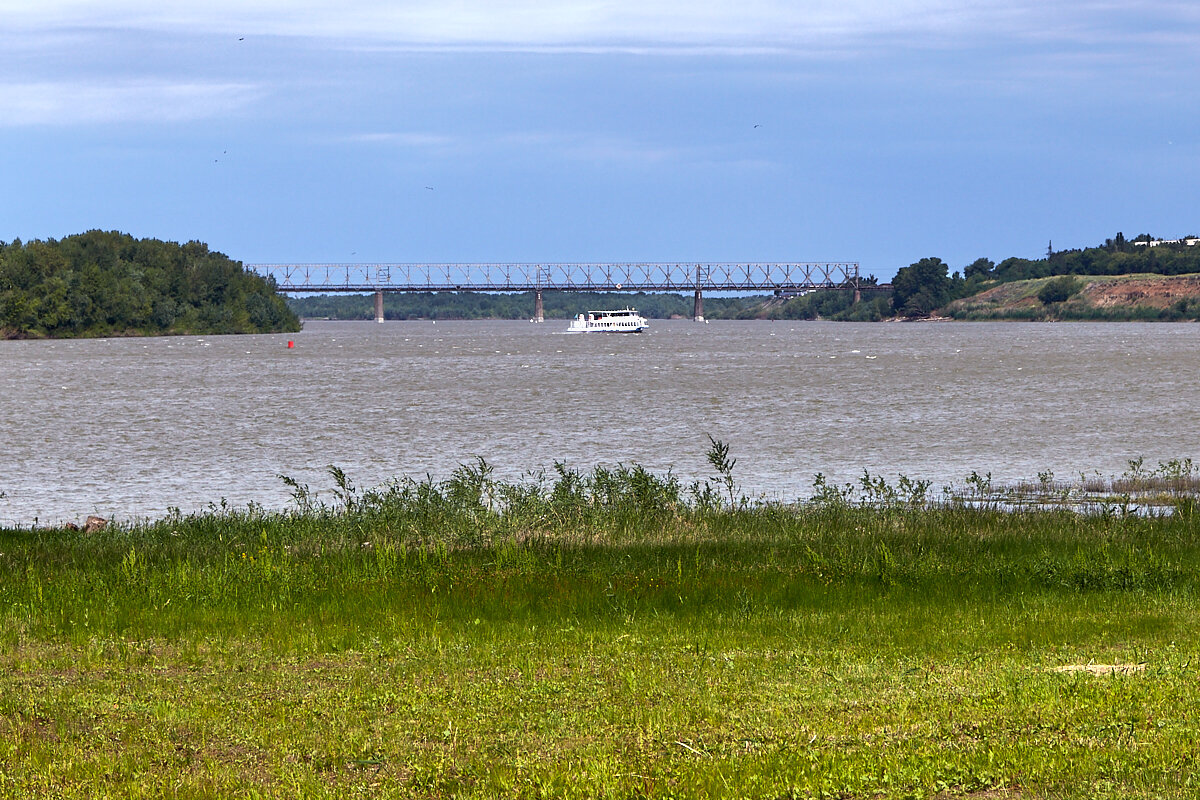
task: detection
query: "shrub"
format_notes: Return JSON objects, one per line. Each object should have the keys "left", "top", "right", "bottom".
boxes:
{"left": 1037, "top": 276, "right": 1082, "bottom": 304}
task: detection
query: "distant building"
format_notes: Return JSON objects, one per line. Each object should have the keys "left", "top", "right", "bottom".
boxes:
{"left": 1132, "top": 238, "right": 1199, "bottom": 247}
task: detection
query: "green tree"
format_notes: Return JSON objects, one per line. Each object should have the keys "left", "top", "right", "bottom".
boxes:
{"left": 964, "top": 258, "right": 994, "bottom": 279}
{"left": 891, "top": 257, "right": 952, "bottom": 317}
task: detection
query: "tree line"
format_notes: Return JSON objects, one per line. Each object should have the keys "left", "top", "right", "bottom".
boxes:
{"left": 0, "top": 231, "right": 300, "bottom": 338}
{"left": 9, "top": 229, "right": 1191, "bottom": 333}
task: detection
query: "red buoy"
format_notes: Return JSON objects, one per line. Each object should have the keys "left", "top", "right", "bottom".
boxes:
{"left": 287, "top": 341, "right": 294, "bottom": 348}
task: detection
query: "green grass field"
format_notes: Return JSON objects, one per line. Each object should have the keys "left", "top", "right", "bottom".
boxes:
{"left": 2, "top": 459, "right": 1199, "bottom": 798}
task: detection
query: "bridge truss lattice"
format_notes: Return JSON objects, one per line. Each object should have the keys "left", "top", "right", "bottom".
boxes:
{"left": 250, "top": 262, "right": 860, "bottom": 294}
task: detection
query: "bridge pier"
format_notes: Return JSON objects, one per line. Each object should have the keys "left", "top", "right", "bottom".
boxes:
{"left": 533, "top": 290, "right": 544, "bottom": 323}
{"left": 374, "top": 290, "right": 384, "bottom": 323}
{"left": 693, "top": 290, "right": 704, "bottom": 322}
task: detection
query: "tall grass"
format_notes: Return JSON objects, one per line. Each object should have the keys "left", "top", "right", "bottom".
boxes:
{"left": 3, "top": 453, "right": 1196, "bottom": 646}
{"left": 3, "top": 446, "right": 1200, "bottom": 798}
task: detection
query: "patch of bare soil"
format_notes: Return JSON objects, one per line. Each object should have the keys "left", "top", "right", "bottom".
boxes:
{"left": 1052, "top": 662, "right": 1147, "bottom": 676}
{"left": 1081, "top": 274, "right": 1200, "bottom": 309}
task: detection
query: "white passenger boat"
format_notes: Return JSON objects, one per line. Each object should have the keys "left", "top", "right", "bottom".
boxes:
{"left": 566, "top": 308, "right": 648, "bottom": 333}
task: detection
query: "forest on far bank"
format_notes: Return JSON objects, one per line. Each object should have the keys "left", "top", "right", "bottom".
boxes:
{"left": 287, "top": 286, "right": 894, "bottom": 322}
{"left": 0, "top": 231, "right": 300, "bottom": 338}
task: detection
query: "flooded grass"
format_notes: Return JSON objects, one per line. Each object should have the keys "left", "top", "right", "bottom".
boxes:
{"left": 2, "top": 456, "right": 1200, "bottom": 798}
{"left": 946, "top": 458, "right": 1200, "bottom": 516}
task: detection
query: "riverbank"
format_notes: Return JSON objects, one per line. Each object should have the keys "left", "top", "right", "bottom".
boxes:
{"left": 3, "top": 462, "right": 1198, "bottom": 798}
{"left": 946, "top": 273, "right": 1200, "bottom": 321}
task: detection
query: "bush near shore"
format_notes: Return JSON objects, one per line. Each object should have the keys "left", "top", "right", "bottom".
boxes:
{"left": 2, "top": 451, "right": 1200, "bottom": 798}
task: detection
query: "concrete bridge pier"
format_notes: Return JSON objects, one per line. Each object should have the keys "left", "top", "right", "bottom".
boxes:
{"left": 693, "top": 289, "right": 704, "bottom": 322}
{"left": 533, "top": 289, "right": 544, "bottom": 323}
{"left": 374, "top": 290, "right": 384, "bottom": 323}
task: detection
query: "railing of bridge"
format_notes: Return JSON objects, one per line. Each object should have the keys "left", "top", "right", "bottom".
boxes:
{"left": 249, "top": 262, "right": 860, "bottom": 293}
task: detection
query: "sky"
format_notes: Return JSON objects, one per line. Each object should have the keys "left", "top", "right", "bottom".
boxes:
{"left": 1, "top": 1, "right": 1198, "bottom": 281}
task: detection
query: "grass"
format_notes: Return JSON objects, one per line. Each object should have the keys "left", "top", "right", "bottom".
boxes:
{"left": 2, "top": 454, "right": 1200, "bottom": 798}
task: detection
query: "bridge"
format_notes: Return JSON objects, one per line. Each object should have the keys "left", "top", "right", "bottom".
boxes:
{"left": 248, "top": 262, "right": 861, "bottom": 323}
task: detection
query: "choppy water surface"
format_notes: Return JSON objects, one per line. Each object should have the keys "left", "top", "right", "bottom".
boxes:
{"left": 3, "top": 320, "right": 1198, "bottom": 524}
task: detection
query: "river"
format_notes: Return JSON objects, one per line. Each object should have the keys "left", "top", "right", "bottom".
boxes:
{"left": 2, "top": 319, "right": 1197, "bottom": 525}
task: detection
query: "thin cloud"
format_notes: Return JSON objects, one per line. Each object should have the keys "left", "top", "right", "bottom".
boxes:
{"left": 554, "top": 135, "right": 698, "bottom": 165}
{"left": 4, "top": 0, "right": 1196, "bottom": 53}
{"left": 340, "top": 128, "right": 709, "bottom": 165}
{"left": 340, "top": 131, "right": 466, "bottom": 158}
{"left": 0, "top": 81, "right": 262, "bottom": 126}
{"left": 345, "top": 132, "right": 457, "bottom": 147}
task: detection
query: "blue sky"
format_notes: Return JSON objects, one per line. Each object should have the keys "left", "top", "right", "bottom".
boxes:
{"left": 1, "top": 1, "right": 1197, "bottom": 280}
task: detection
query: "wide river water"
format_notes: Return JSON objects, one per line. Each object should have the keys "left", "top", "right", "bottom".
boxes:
{"left": 2, "top": 319, "right": 1198, "bottom": 525}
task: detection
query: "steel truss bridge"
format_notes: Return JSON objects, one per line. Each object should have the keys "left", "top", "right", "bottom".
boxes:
{"left": 249, "top": 262, "right": 861, "bottom": 322}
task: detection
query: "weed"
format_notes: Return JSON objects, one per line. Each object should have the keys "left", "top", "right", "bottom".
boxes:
{"left": 705, "top": 435, "right": 740, "bottom": 507}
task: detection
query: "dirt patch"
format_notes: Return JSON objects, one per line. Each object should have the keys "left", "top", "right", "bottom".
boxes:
{"left": 1052, "top": 663, "right": 1147, "bottom": 676}
{"left": 1082, "top": 274, "right": 1200, "bottom": 309}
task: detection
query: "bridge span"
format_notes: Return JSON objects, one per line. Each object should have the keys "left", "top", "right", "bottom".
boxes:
{"left": 248, "top": 262, "right": 861, "bottom": 323}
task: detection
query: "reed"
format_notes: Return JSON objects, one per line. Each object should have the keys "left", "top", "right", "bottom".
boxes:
{"left": 2, "top": 451, "right": 1199, "bottom": 798}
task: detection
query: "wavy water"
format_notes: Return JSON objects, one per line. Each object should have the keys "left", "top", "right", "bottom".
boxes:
{"left": 2, "top": 319, "right": 1198, "bottom": 524}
